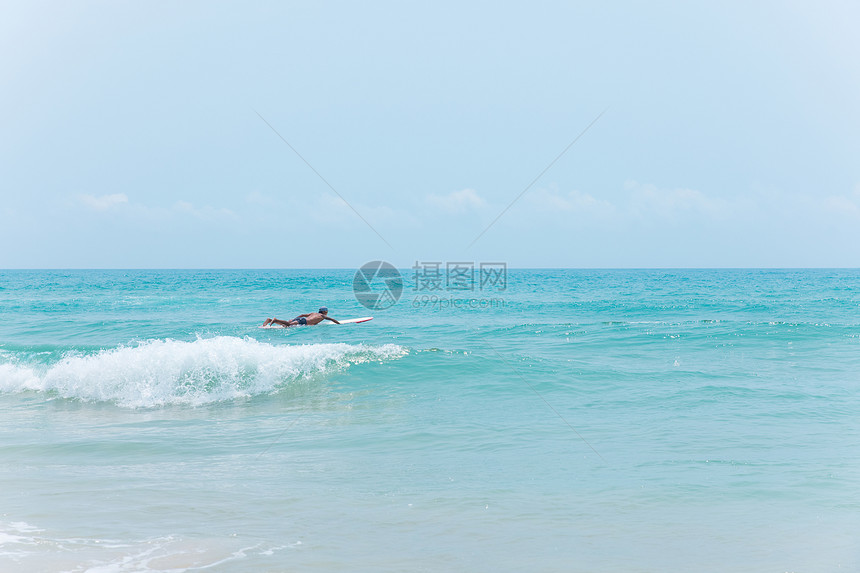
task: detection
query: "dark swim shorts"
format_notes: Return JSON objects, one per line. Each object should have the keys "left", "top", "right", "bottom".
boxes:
{"left": 295, "top": 317, "right": 308, "bottom": 325}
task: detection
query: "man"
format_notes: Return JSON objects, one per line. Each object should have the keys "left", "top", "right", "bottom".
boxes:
{"left": 262, "top": 307, "right": 340, "bottom": 327}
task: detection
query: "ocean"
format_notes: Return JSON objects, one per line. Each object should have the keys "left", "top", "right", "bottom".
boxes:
{"left": 0, "top": 269, "right": 858, "bottom": 572}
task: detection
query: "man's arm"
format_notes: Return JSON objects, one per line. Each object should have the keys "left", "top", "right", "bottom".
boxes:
{"left": 324, "top": 316, "right": 341, "bottom": 324}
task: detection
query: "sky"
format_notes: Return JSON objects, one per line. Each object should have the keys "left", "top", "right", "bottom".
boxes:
{"left": 1, "top": 0, "right": 859, "bottom": 268}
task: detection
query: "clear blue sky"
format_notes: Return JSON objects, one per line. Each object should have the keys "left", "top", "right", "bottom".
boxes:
{"left": 2, "top": 1, "right": 858, "bottom": 268}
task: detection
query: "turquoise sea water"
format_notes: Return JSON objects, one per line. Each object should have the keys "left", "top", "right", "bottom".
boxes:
{"left": 1, "top": 269, "right": 858, "bottom": 572}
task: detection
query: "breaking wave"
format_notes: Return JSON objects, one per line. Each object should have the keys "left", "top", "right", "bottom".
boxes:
{"left": 0, "top": 336, "right": 406, "bottom": 408}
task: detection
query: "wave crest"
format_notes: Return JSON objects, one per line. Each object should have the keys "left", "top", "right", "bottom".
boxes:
{"left": 0, "top": 337, "right": 405, "bottom": 408}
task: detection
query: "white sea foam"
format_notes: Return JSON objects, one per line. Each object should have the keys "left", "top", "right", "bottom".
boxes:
{"left": 0, "top": 521, "right": 287, "bottom": 572}
{"left": 0, "top": 337, "right": 406, "bottom": 408}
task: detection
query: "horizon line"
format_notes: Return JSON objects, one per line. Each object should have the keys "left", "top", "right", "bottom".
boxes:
{"left": 2, "top": 267, "right": 859, "bottom": 272}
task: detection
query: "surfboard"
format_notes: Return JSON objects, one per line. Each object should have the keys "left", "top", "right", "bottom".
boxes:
{"left": 258, "top": 317, "right": 373, "bottom": 329}
{"left": 325, "top": 316, "right": 373, "bottom": 325}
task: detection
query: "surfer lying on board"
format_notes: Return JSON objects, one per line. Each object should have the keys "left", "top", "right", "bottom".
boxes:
{"left": 262, "top": 307, "right": 340, "bottom": 327}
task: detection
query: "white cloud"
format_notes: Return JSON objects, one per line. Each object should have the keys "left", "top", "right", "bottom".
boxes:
{"left": 823, "top": 184, "right": 860, "bottom": 218}
{"left": 624, "top": 180, "right": 731, "bottom": 220}
{"left": 529, "top": 186, "right": 615, "bottom": 216}
{"left": 426, "top": 188, "right": 486, "bottom": 214}
{"left": 172, "top": 201, "right": 235, "bottom": 220}
{"left": 77, "top": 193, "right": 128, "bottom": 211}
{"left": 311, "top": 193, "right": 420, "bottom": 229}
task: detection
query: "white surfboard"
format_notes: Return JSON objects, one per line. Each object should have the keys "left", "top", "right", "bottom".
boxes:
{"left": 258, "top": 317, "right": 373, "bottom": 329}
{"left": 324, "top": 316, "right": 373, "bottom": 325}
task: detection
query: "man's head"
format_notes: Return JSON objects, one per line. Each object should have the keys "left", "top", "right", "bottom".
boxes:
{"left": 318, "top": 307, "right": 328, "bottom": 315}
